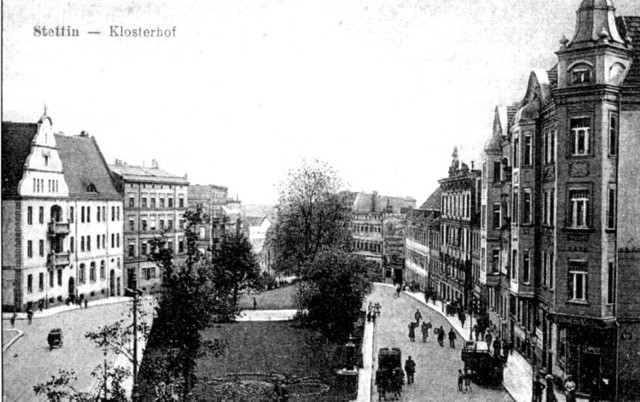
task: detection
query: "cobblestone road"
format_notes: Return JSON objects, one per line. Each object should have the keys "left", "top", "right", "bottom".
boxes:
{"left": 367, "top": 285, "right": 513, "bottom": 402}
{"left": 2, "top": 300, "right": 154, "bottom": 402}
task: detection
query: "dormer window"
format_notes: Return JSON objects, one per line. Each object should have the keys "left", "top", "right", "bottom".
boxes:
{"left": 569, "top": 62, "right": 593, "bottom": 85}
{"left": 43, "top": 155, "right": 49, "bottom": 166}
{"left": 87, "top": 183, "right": 98, "bottom": 193}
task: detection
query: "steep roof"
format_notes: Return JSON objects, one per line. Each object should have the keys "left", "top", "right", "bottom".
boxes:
{"left": 55, "top": 134, "right": 121, "bottom": 200}
{"left": 246, "top": 216, "right": 266, "bottom": 227}
{"left": 618, "top": 16, "right": 640, "bottom": 88}
{"left": 547, "top": 64, "right": 558, "bottom": 94}
{"left": 419, "top": 187, "right": 441, "bottom": 211}
{"left": 109, "top": 163, "right": 189, "bottom": 185}
{"left": 506, "top": 104, "right": 519, "bottom": 131}
{"left": 1, "top": 122, "right": 38, "bottom": 197}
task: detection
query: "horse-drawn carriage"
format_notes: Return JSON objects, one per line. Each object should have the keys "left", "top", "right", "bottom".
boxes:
{"left": 461, "top": 340, "right": 504, "bottom": 384}
{"left": 47, "top": 328, "right": 63, "bottom": 351}
{"left": 375, "top": 348, "right": 404, "bottom": 400}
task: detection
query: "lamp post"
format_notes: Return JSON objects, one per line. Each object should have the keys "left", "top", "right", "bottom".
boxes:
{"left": 102, "top": 332, "right": 108, "bottom": 402}
{"left": 530, "top": 331, "right": 538, "bottom": 402}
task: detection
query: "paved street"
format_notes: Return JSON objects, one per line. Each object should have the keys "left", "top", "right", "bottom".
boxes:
{"left": 2, "top": 299, "right": 154, "bottom": 402}
{"left": 367, "top": 285, "right": 513, "bottom": 402}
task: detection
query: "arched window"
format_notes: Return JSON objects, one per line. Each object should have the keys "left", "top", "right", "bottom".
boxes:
{"left": 100, "top": 260, "right": 106, "bottom": 280}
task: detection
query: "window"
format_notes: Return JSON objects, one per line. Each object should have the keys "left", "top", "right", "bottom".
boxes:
{"left": 129, "top": 219, "right": 135, "bottom": 232}
{"left": 514, "top": 136, "right": 520, "bottom": 167}
{"left": 549, "top": 252, "right": 555, "bottom": 290}
{"left": 160, "top": 198, "right": 165, "bottom": 208}
{"left": 572, "top": 68, "right": 591, "bottom": 84}
{"left": 160, "top": 219, "right": 165, "bottom": 230}
{"left": 492, "top": 249, "right": 500, "bottom": 273}
{"left": 142, "top": 220, "right": 148, "bottom": 231}
{"left": 70, "top": 207, "right": 74, "bottom": 223}
{"left": 44, "top": 154, "right": 49, "bottom": 166}
{"left": 39, "top": 239, "right": 44, "bottom": 257}
{"left": 111, "top": 233, "right": 115, "bottom": 248}
{"left": 79, "top": 264, "right": 86, "bottom": 284}
{"left": 493, "top": 161, "right": 501, "bottom": 183}
{"left": 87, "top": 207, "right": 91, "bottom": 223}
{"left": 90, "top": 262, "right": 96, "bottom": 282}
{"left": 151, "top": 198, "right": 156, "bottom": 208}
{"left": 523, "top": 133, "right": 532, "bottom": 166}
{"left": 523, "top": 251, "right": 530, "bottom": 284}
{"left": 151, "top": 218, "right": 157, "bottom": 231}
{"left": 543, "top": 189, "right": 555, "bottom": 226}
{"left": 39, "top": 207, "right": 44, "bottom": 224}
{"left": 27, "top": 207, "right": 33, "bottom": 224}
{"left": 523, "top": 189, "right": 532, "bottom": 225}
{"left": 129, "top": 196, "right": 135, "bottom": 208}
{"left": 609, "top": 113, "right": 618, "bottom": 156}
{"left": 111, "top": 206, "right": 115, "bottom": 221}
{"left": 100, "top": 261, "right": 106, "bottom": 279}
{"left": 27, "top": 240, "right": 33, "bottom": 258}
{"left": 81, "top": 236, "right": 85, "bottom": 252}
{"left": 570, "top": 117, "right": 590, "bottom": 156}
{"left": 511, "top": 250, "right": 517, "bottom": 281}
{"left": 493, "top": 204, "right": 501, "bottom": 229}
{"left": 168, "top": 219, "right": 173, "bottom": 229}
{"left": 81, "top": 206, "right": 85, "bottom": 223}
{"left": 542, "top": 252, "right": 549, "bottom": 287}
{"left": 569, "top": 189, "right": 589, "bottom": 228}
{"left": 27, "top": 274, "right": 33, "bottom": 292}
{"left": 116, "top": 234, "right": 120, "bottom": 248}
{"left": 57, "top": 269, "right": 62, "bottom": 286}
{"left": 179, "top": 197, "right": 184, "bottom": 208}
{"left": 87, "top": 236, "right": 91, "bottom": 251}
{"left": 607, "top": 186, "right": 616, "bottom": 230}
{"left": 102, "top": 234, "right": 106, "bottom": 249}
{"left": 142, "top": 242, "right": 148, "bottom": 255}
{"left": 545, "top": 129, "right": 556, "bottom": 164}
{"left": 607, "top": 260, "right": 615, "bottom": 304}
{"left": 568, "top": 261, "right": 587, "bottom": 302}
{"left": 512, "top": 191, "right": 519, "bottom": 224}
{"left": 97, "top": 207, "right": 101, "bottom": 222}
{"left": 39, "top": 272, "right": 44, "bottom": 291}
{"left": 179, "top": 239, "right": 184, "bottom": 253}
{"left": 97, "top": 235, "right": 101, "bottom": 250}
{"left": 117, "top": 207, "right": 120, "bottom": 221}
{"left": 142, "top": 197, "right": 147, "bottom": 208}
{"left": 168, "top": 198, "right": 173, "bottom": 208}
{"left": 49, "top": 270, "right": 54, "bottom": 287}
{"left": 128, "top": 243, "right": 135, "bottom": 257}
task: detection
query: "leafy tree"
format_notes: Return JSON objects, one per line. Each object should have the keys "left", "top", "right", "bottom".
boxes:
{"left": 270, "top": 159, "right": 352, "bottom": 276}
{"left": 33, "top": 369, "right": 93, "bottom": 402}
{"left": 211, "top": 231, "right": 261, "bottom": 309}
{"left": 296, "top": 248, "right": 373, "bottom": 341}
{"left": 147, "top": 204, "right": 227, "bottom": 401}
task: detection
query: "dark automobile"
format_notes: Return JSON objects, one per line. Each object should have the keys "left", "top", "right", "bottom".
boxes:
{"left": 47, "top": 328, "right": 63, "bottom": 350}
{"left": 461, "top": 340, "right": 505, "bottom": 384}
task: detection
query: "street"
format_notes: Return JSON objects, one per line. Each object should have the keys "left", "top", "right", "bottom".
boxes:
{"left": 2, "top": 300, "right": 154, "bottom": 402}
{"left": 367, "top": 285, "right": 513, "bottom": 402}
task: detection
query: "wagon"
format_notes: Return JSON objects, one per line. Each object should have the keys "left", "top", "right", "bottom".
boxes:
{"left": 47, "top": 328, "right": 63, "bottom": 350}
{"left": 461, "top": 340, "right": 504, "bottom": 384}
{"left": 378, "top": 347, "right": 401, "bottom": 371}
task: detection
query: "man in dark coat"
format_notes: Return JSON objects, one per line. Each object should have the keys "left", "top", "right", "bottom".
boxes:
{"left": 437, "top": 326, "right": 445, "bottom": 347}
{"left": 448, "top": 328, "right": 457, "bottom": 348}
{"left": 421, "top": 322, "right": 430, "bottom": 342}
{"left": 414, "top": 309, "right": 422, "bottom": 325}
{"left": 375, "top": 367, "right": 388, "bottom": 401}
{"left": 404, "top": 356, "right": 416, "bottom": 385}
{"left": 493, "top": 337, "right": 502, "bottom": 357}
{"left": 408, "top": 322, "right": 416, "bottom": 342}
{"left": 533, "top": 374, "right": 546, "bottom": 402}
{"left": 392, "top": 367, "right": 404, "bottom": 398}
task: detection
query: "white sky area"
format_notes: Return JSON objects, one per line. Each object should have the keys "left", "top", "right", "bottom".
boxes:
{"left": 4, "top": 0, "right": 640, "bottom": 205}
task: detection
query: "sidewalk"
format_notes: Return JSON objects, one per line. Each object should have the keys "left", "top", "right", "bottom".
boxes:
{"left": 235, "top": 309, "right": 298, "bottom": 321}
{"left": 2, "top": 295, "right": 155, "bottom": 320}
{"left": 400, "top": 287, "right": 587, "bottom": 402}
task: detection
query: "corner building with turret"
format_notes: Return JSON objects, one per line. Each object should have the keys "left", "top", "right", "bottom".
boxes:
{"left": 479, "top": 0, "right": 640, "bottom": 398}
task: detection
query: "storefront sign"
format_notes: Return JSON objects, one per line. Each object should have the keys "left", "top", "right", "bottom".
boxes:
{"left": 547, "top": 313, "right": 613, "bottom": 329}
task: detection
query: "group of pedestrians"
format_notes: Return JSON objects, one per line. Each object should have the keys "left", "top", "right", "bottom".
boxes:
{"left": 457, "top": 367, "right": 472, "bottom": 392}
{"left": 375, "top": 363, "right": 408, "bottom": 401}
{"left": 367, "top": 302, "right": 382, "bottom": 324}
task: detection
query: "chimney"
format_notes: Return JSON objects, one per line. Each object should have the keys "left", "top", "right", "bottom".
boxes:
{"left": 79, "top": 130, "right": 89, "bottom": 137}
{"left": 372, "top": 191, "right": 378, "bottom": 213}
{"left": 114, "top": 159, "right": 122, "bottom": 165}
{"left": 151, "top": 159, "right": 159, "bottom": 168}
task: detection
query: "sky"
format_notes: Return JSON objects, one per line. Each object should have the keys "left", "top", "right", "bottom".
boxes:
{"left": 4, "top": 0, "right": 640, "bottom": 205}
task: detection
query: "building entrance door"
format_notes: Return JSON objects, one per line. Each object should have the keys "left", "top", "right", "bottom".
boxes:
{"left": 68, "top": 277, "right": 75, "bottom": 302}
{"left": 581, "top": 353, "right": 601, "bottom": 392}
{"left": 110, "top": 270, "right": 115, "bottom": 296}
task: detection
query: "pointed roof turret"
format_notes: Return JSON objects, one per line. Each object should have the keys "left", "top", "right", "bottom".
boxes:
{"left": 570, "top": 0, "right": 624, "bottom": 46}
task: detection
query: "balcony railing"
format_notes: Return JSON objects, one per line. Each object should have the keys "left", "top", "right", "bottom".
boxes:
{"left": 48, "top": 221, "right": 70, "bottom": 236}
{"left": 48, "top": 252, "right": 70, "bottom": 268}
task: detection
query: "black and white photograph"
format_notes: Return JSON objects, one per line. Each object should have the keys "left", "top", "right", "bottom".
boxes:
{"left": 2, "top": 0, "right": 640, "bottom": 400}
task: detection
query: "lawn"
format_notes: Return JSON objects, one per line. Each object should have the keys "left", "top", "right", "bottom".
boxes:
{"left": 237, "top": 284, "right": 297, "bottom": 310}
{"left": 191, "top": 322, "right": 356, "bottom": 401}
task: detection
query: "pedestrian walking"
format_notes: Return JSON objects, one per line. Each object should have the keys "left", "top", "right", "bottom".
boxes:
{"left": 404, "top": 356, "right": 416, "bottom": 385}
{"left": 464, "top": 367, "right": 471, "bottom": 391}
{"left": 493, "top": 337, "right": 502, "bottom": 357}
{"left": 368, "top": 302, "right": 373, "bottom": 314}
{"left": 84, "top": 298, "right": 88, "bottom": 309}
{"left": 458, "top": 369, "right": 464, "bottom": 391}
{"left": 253, "top": 297, "right": 257, "bottom": 310}
{"left": 395, "top": 284, "right": 401, "bottom": 298}
{"left": 564, "top": 376, "right": 577, "bottom": 402}
{"left": 27, "top": 309, "right": 33, "bottom": 325}
{"left": 38, "top": 299, "right": 44, "bottom": 312}
{"left": 533, "top": 374, "right": 546, "bottom": 402}
{"left": 484, "top": 332, "right": 493, "bottom": 350}
{"left": 392, "top": 367, "right": 404, "bottom": 399}
{"left": 448, "top": 328, "right": 457, "bottom": 348}
{"left": 408, "top": 322, "right": 416, "bottom": 342}
{"left": 374, "top": 302, "right": 381, "bottom": 316}
{"left": 523, "top": 337, "right": 532, "bottom": 358}
{"left": 472, "top": 324, "right": 479, "bottom": 341}
{"left": 437, "top": 326, "right": 445, "bottom": 347}
{"left": 367, "top": 311, "right": 372, "bottom": 322}
{"left": 372, "top": 311, "right": 377, "bottom": 325}
{"left": 459, "top": 311, "right": 466, "bottom": 328}
{"left": 421, "top": 322, "right": 429, "bottom": 342}
{"left": 545, "top": 374, "right": 557, "bottom": 402}
{"left": 10, "top": 312, "right": 17, "bottom": 327}
{"left": 375, "top": 367, "right": 388, "bottom": 401}
{"left": 414, "top": 308, "right": 422, "bottom": 325}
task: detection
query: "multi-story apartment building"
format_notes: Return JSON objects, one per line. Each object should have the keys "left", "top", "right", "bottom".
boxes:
{"left": 245, "top": 216, "right": 273, "bottom": 272}
{"left": 2, "top": 111, "right": 124, "bottom": 311}
{"left": 404, "top": 188, "right": 441, "bottom": 293}
{"left": 479, "top": 1, "right": 640, "bottom": 397}
{"left": 349, "top": 191, "right": 416, "bottom": 282}
{"left": 188, "top": 184, "right": 229, "bottom": 255}
{"left": 109, "top": 159, "right": 189, "bottom": 293}
{"left": 438, "top": 148, "right": 482, "bottom": 309}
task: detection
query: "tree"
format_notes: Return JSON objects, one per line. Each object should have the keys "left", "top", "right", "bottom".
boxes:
{"left": 147, "top": 205, "right": 227, "bottom": 401}
{"left": 296, "top": 248, "right": 374, "bottom": 341}
{"left": 270, "top": 159, "right": 352, "bottom": 276}
{"left": 211, "top": 231, "right": 261, "bottom": 310}
{"left": 33, "top": 370, "right": 93, "bottom": 402}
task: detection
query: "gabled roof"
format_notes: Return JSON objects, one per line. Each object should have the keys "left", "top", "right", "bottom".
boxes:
{"left": 55, "top": 134, "right": 121, "bottom": 200}
{"left": 109, "top": 163, "right": 189, "bottom": 185}
{"left": 419, "top": 187, "right": 441, "bottom": 211}
{"left": 246, "top": 216, "right": 266, "bottom": 227}
{"left": 506, "top": 104, "right": 519, "bottom": 130}
{"left": 2, "top": 122, "right": 38, "bottom": 197}
{"left": 617, "top": 16, "right": 640, "bottom": 88}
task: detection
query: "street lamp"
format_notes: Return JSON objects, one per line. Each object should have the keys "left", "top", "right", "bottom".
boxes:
{"left": 530, "top": 331, "right": 538, "bottom": 402}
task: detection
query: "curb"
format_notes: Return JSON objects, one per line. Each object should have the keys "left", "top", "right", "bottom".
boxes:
{"left": 2, "top": 329, "right": 24, "bottom": 352}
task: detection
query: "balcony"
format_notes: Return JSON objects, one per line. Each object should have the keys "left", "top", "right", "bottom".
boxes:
{"left": 48, "top": 252, "right": 70, "bottom": 268}
{"left": 48, "top": 221, "right": 70, "bottom": 236}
